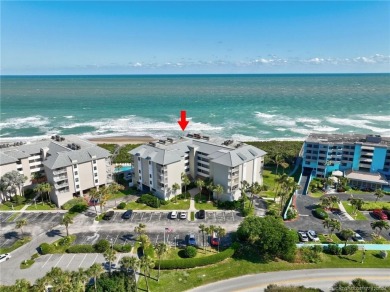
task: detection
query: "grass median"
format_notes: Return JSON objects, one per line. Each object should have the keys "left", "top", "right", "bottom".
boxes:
{"left": 0, "top": 237, "right": 32, "bottom": 254}
{"left": 341, "top": 201, "right": 367, "bottom": 220}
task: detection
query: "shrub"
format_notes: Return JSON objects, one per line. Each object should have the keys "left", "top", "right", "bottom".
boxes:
{"left": 286, "top": 208, "right": 298, "bottom": 220}
{"left": 240, "top": 205, "right": 254, "bottom": 217}
{"left": 39, "top": 243, "right": 54, "bottom": 255}
{"left": 266, "top": 209, "right": 278, "bottom": 216}
{"left": 144, "top": 244, "right": 155, "bottom": 258}
{"left": 300, "top": 247, "right": 322, "bottom": 263}
{"left": 67, "top": 244, "right": 95, "bottom": 253}
{"left": 184, "top": 246, "right": 197, "bottom": 258}
{"left": 342, "top": 245, "right": 358, "bottom": 255}
{"left": 117, "top": 202, "right": 126, "bottom": 209}
{"left": 217, "top": 200, "right": 240, "bottom": 210}
{"left": 58, "top": 236, "right": 72, "bottom": 246}
{"left": 61, "top": 198, "right": 86, "bottom": 210}
{"left": 311, "top": 245, "right": 323, "bottom": 254}
{"left": 158, "top": 248, "right": 234, "bottom": 269}
{"left": 69, "top": 203, "right": 88, "bottom": 214}
{"left": 325, "top": 244, "right": 341, "bottom": 255}
{"left": 312, "top": 207, "right": 328, "bottom": 219}
{"left": 11, "top": 195, "right": 26, "bottom": 205}
{"left": 94, "top": 239, "right": 110, "bottom": 253}
{"left": 379, "top": 250, "right": 387, "bottom": 259}
{"left": 113, "top": 244, "right": 132, "bottom": 253}
{"left": 31, "top": 253, "right": 40, "bottom": 260}
{"left": 360, "top": 202, "right": 390, "bottom": 211}
{"left": 136, "top": 194, "right": 164, "bottom": 208}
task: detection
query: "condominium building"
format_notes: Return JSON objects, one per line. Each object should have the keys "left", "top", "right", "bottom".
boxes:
{"left": 0, "top": 135, "right": 112, "bottom": 206}
{"left": 302, "top": 133, "right": 390, "bottom": 190}
{"left": 130, "top": 134, "right": 266, "bottom": 201}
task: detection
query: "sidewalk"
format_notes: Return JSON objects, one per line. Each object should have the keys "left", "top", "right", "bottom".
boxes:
{"left": 337, "top": 202, "right": 354, "bottom": 220}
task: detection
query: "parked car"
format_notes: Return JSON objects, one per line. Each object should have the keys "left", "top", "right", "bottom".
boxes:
{"left": 352, "top": 232, "right": 365, "bottom": 242}
{"left": 89, "top": 198, "right": 99, "bottom": 206}
{"left": 211, "top": 232, "right": 219, "bottom": 246}
{"left": 103, "top": 211, "right": 114, "bottom": 220}
{"left": 188, "top": 234, "right": 196, "bottom": 246}
{"left": 298, "top": 231, "right": 309, "bottom": 242}
{"left": 0, "top": 253, "right": 11, "bottom": 263}
{"left": 372, "top": 209, "right": 388, "bottom": 220}
{"left": 122, "top": 210, "right": 132, "bottom": 219}
{"left": 180, "top": 211, "right": 187, "bottom": 219}
{"left": 383, "top": 210, "right": 390, "bottom": 219}
{"left": 307, "top": 230, "right": 320, "bottom": 242}
{"left": 170, "top": 211, "right": 178, "bottom": 219}
{"left": 198, "top": 209, "right": 206, "bottom": 219}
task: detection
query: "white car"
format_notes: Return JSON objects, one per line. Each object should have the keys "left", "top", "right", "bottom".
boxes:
{"left": 0, "top": 253, "right": 11, "bottom": 263}
{"left": 170, "top": 211, "right": 178, "bottom": 219}
{"left": 307, "top": 230, "right": 320, "bottom": 242}
{"left": 298, "top": 231, "right": 309, "bottom": 242}
{"left": 352, "top": 232, "right": 364, "bottom": 242}
{"left": 180, "top": 212, "right": 187, "bottom": 219}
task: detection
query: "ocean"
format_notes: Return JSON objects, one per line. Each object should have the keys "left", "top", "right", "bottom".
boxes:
{"left": 1, "top": 74, "right": 389, "bottom": 141}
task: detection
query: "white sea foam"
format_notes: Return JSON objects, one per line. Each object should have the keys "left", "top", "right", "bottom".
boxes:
{"left": 359, "top": 115, "right": 390, "bottom": 122}
{"left": 288, "top": 128, "right": 313, "bottom": 135}
{"left": 255, "top": 112, "right": 276, "bottom": 119}
{"left": 63, "top": 115, "right": 74, "bottom": 119}
{"left": 306, "top": 125, "right": 339, "bottom": 132}
{"left": 0, "top": 116, "right": 50, "bottom": 130}
{"left": 275, "top": 128, "right": 287, "bottom": 132}
{"left": 231, "top": 134, "right": 265, "bottom": 141}
{"left": 326, "top": 117, "right": 389, "bottom": 133}
{"left": 296, "top": 118, "right": 321, "bottom": 124}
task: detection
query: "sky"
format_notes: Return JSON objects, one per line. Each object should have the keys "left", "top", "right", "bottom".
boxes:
{"left": 1, "top": 1, "right": 390, "bottom": 75}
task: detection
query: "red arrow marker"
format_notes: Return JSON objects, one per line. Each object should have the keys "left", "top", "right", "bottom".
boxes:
{"left": 177, "top": 110, "right": 189, "bottom": 131}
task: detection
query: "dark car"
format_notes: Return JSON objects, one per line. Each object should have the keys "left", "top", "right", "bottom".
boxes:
{"left": 198, "top": 209, "right": 206, "bottom": 219}
{"left": 103, "top": 211, "right": 115, "bottom": 220}
{"left": 122, "top": 210, "right": 132, "bottom": 219}
{"left": 187, "top": 234, "right": 197, "bottom": 246}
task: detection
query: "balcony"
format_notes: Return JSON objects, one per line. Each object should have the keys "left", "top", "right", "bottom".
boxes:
{"left": 55, "top": 188, "right": 70, "bottom": 195}
{"left": 55, "top": 182, "right": 69, "bottom": 189}
{"left": 53, "top": 168, "right": 67, "bottom": 175}
{"left": 53, "top": 175, "right": 67, "bottom": 182}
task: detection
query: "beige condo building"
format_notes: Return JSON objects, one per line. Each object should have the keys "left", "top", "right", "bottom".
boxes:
{"left": 0, "top": 135, "right": 112, "bottom": 206}
{"left": 130, "top": 134, "right": 266, "bottom": 201}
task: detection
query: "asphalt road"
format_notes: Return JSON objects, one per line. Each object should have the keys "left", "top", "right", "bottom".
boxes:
{"left": 187, "top": 269, "right": 390, "bottom": 292}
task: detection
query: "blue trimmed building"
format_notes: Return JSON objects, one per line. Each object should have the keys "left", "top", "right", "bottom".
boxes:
{"left": 302, "top": 133, "right": 390, "bottom": 190}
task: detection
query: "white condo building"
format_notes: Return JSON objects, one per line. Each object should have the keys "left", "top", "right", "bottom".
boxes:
{"left": 130, "top": 134, "right": 266, "bottom": 201}
{"left": 0, "top": 135, "right": 112, "bottom": 206}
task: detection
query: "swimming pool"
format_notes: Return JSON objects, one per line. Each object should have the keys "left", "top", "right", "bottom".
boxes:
{"left": 114, "top": 166, "right": 133, "bottom": 173}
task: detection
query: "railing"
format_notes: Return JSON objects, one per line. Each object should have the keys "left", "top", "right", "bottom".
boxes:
{"left": 53, "top": 175, "right": 67, "bottom": 182}
{"left": 55, "top": 182, "right": 69, "bottom": 189}
{"left": 53, "top": 168, "right": 67, "bottom": 175}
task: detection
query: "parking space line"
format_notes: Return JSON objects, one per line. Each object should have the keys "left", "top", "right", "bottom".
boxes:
{"left": 113, "top": 234, "right": 119, "bottom": 244}
{"left": 140, "top": 212, "right": 144, "bottom": 221}
{"left": 38, "top": 212, "right": 51, "bottom": 223}
{"left": 1, "top": 213, "right": 13, "bottom": 223}
{"left": 42, "top": 254, "right": 53, "bottom": 268}
{"left": 55, "top": 254, "right": 64, "bottom": 267}
{"left": 92, "top": 254, "right": 99, "bottom": 265}
{"left": 213, "top": 212, "right": 216, "bottom": 221}
{"left": 159, "top": 213, "right": 162, "bottom": 221}
{"left": 222, "top": 212, "right": 226, "bottom": 221}
{"left": 79, "top": 254, "right": 87, "bottom": 268}
{"left": 148, "top": 212, "right": 153, "bottom": 222}
{"left": 0, "top": 239, "right": 10, "bottom": 247}
{"left": 66, "top": 254, "right": 76, "bottom": 268}
{"left": 10, "top": 213, "right": 23, "bottom": 223}
{"left": 130, "top": 212, "right": 136, "bottom": 222}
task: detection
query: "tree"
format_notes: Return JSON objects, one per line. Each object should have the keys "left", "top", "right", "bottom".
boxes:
{"left": 198, "top": 224, "right": 207, "bottom": 252}
{"left": 13, "top": 278, "right": 31, "bottom": 291}
{"left": 320, "top": 197, "right": 332, "bottom": 210}
{"left": 89, "top": 188, "right": 100, "bottom": 215}
{"left": 195, "top": 179, "right": 205, "bottom": 199}
{"left": 61, "top": 214, "right": 73, "bottom": 237}
{"left": 70, "top": 267, "right": 89, "bottom": 291}
{"left": 40, "top": 182, "right": 52, "bottom": 203}
{"left": 370, "top": 220, "right": 390, "bottom": 236}
{"left": 374, "top": 189, "right": 384, "bottom": 202}
{"left": 103, "top": 249, "right": 117, "bottom": 276}
{"left": 213, "top": 184, "right": 224, "bottom": 202}
{"left": 280, "top": 161, "right": 289, "bottom": 174}
{"left": 249, "top": 182, "right": 262, "bottom": 208}
{"left": 154, "top": 243, "right": 169, "bottom": 281}
{"left": 140, "top": 255, "right": 155, "bottom": 292}
{"left": 274, "top": 154, "right": 284, "bottom": 175}
{"left": 87, "top": 263, "right": 104, "bottom": 292}
{"left": 172, "top": 182, "right": 180, "bottom": 203}
{"left": 127, "top": 256, "right": 140, "bottom": 291}
{"left": 16, "top": 219, "right": 27, "bottom": 238}
{"left": 323, "top": 218, "right": 341, "bottom": 239}
{"left": 237, "top": 216, "right": 297, "bottom": 262}
{"left": 45, "top": 267, "right": 72, "bottom": 291}
{"left": 339, "top": 229, "right": 354, "bottom": 247}
{"left": 328, "top": 195, "right": 340, "bottom": 209}
{"left": 134, "top": 223, "right": 146, "bottom": 237}
{"left": 98, "top": 186, "right": 111, "bottom": 213}
{"left": 205, "top": 225, "right": 216, "bottom": 252}
{"left": 34, "top": 184, "right": 44, "bottom": 203}
{"left": 120, "top": 256, "right": 134, "bottom": 281}
{"left": 215, "top": 226, "right": 226, "bottom": 253}
{"left": 0, "top": 171, "right": 22, "bottom": 199}
{"left": 108, "top": 182, "right": 125, "bottom": 206}
{"left": 181, "top": 173, "right": 190, "bottom": 198}
{"left": 205, "top": 178, "right": 215, "bottom": 202}
{"left": 139, "top": 234, "right": 151, "bottom": 256}
{"left": 348, "top": 198, "right": 364, "bottom": 215}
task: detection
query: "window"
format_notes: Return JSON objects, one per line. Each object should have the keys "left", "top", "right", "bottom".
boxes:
{"left": 95, "top": 179, "right": 98, "bottom": 183}
{"left": 149, "top": 161, "right": 151, "bottom": 165}
{"left": 75, "top": 178, "right": 79, "bottom": 182}
{"left": 94, "top": 173, "right": 98, "bottom": 177}
{"left": 73, "top": 164, "right": 78, "bottom": 169}
{"left": 93, "top": 166, "right": 97, "bottom": 170}
{"left": 138, "top": 157, "right": 140, "bottom": 161}
{"left": 76, "top": 184, "right": 79, "bottom": 188}
{"left": 150, "top": 180, "right": 152, "bottom": 184}
{"left": 74, "top": 171, "right": 78, "bottom": 175}
{"left": 139, "top": 170, "right": 141, "bottom": 174}
{"left": 93, "top": 160, "right": 96, "bottom": 164}
{"left": 149, "top": 174, "right": 152, "bottom": 178}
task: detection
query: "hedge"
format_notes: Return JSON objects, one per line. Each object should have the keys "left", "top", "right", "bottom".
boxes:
{"left": 341, "top": 245, "right": 358, "bottom": 255}
{"left": 117, "top": 202, "right": 126, "bottom": 209}
{"left": 360, "top": 202, "right": 390, "bottom": 211}
{"left": 313, "top": 207, "right": 328, "bottom": 219}
{"left": 113, "top": 244, "right": 132, "bottom": 253}
{"left": 157, "top": 248, "right": 235, "bottom": 270}
{"left": 136, "top": 194, "right": 166, "bottom": 208}
{"left": 66, "top": 244, "right": 95, "bottom": 253}
{"left": 39, "top": 243, "right": 54, "bottom": 255}
{"left": 184, "top": 246, "right": 197, "bottom": 258}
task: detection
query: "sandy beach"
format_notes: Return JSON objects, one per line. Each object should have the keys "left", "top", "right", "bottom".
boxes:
{"left": 88, "top": 135, "right": 155, "bottom": 145}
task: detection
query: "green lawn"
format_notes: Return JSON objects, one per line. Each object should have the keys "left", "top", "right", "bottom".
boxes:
{"left": 97, "top": 143, "right": 117, "bottom": 154}
{"left": 0, "top": 237, "right": 31, "bottom": 254}
{"left": 0, "top": 204, "right": 25, "bottom": 211}
{"left": 138, "top": 250, "right": 390, "bottom": 292}
{"left": 26, "top": 203, "right": 57, "bottom": 211}
{"left": 194, "top": 194, "right": 219, "bottom": 210}
{"left": 126, "top": 199, "right": 190, "bottom": 210}
{"left": 361, "top": 201, "right": 390, "bottom": 211}
{"left": 341, "top": 201, "right": 367, "bottom": 220}
{"left": 160, "top": 247, "right": 217, "bottom": 260}
{"left": 309, "top": 191, "right": 324, "bottom": 198}
{"left": 318, "top": 234, "right": 342, "bottom": 243}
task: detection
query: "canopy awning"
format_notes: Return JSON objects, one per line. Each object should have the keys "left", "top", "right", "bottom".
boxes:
{"left": 332, "top": 170, "right": 343, "bottom": 177}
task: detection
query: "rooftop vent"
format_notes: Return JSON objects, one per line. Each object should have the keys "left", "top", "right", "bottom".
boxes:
{"left": 222, "top": 140, "right": 233, "bottom": 146}
{"left": 193, "top": 133, "right": 201, "bottom": 139}
{"left": 202, "top": 136, "right": 210, "bottom": 141}
{"left": 187, "top": 134, "right": 194, "bottom": 138}
{"left": 148, "top": 142, "right": 156, "bottom": 147}
{"left": 237, "top": 153, "right": 247, "bottom": 161}
{"left": 158, "top": 139, "right": 166, "bottom": 144}
{"left": 167, "top": 138, "right": 174, "bottom": 143}
{"left": 366, "top": 134, "right": 381, "bottom": 143}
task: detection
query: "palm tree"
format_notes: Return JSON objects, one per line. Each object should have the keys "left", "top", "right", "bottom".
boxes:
{"left": 120, "top": 256, "right": 135, "bottom": 283}
{"left": 329, "top": 195, "right": 340, "bottom": 209}
{"left": 127, "top": 256, "right": 140, "bottom": 290}
{"left": 70, "top": 267, "right": 88, "bottom": 291}
{"left": 41, "top": 182, "right": 52, "bottom": 203}
{"left": 348, "top": 198, "right": 364, "bottom": 215}
{"left": 134, "top": 223, "right": 146, "bottom": 236}
{"left": 213, "top": 184, "right": 224, "bottom": 202}
{"left": 33, "top": 184, "right": 44, "bottom": 203}
{"left": 249, "top": 182, "right": 262, "bottom": 208}
{"left": 340, "top": 229, "right": 354, "bottom": 247}
{"left": 181, "top": 173, "right": 190, "bottom": 198}
{"left": 140, "top": 255, "right": 155, "bottom": 292}
{"left": 103, "top": 248, "right": 117, "bottom": 276}
{"left": 371, "top": 220, "right": 390, "bottom": 236}
{"left": 320, "top": 196, "right": 332, "bottom": 210}
{"left": 34, "top": 276, "right": 50, "bottom": 292}
{"left": 281, "top": 161, "right": 289, "bottom": 174}
{"left": 205, "top": 178, "right": 214, "bottom": 202}
{"left": 216, "top": 226, "right": 226, "bottom": 253}
{"left": 274, "top": 154, "right": 284, "bottom": 175}
{"left": 195, "top": 179, "right": 205, "bottom": 200}
{"left": 108, "top": 182, "right": 125, "bottom": 206}
{"left": 172, "top": 182, "right": 180, "bottom": 203}
{"left": 14, "top": 279, "right": 31, "bottom": 291}
{"left": 87, "top": 263, "right": 104, "bottom": 292}
{"left": 154, "top": 243, "right": 169, "bottom": 281}
{"left": 89, "top": 187, "right": 99, "bottom": 215}
{"left": 205, "top": 225, "right": 216, "bottom": 251}
{"left": 198, "top": 224, "right": 207, "bottom": 252}
{"left": 374, "top": 189, "right": 384, "bottom": 202}
{"left": 46, "top": 267, "right": 71, "bottom": 291}
{"left": 323, "top": 218, "right": 341, "bottom": 240}
{"left": 98, "top": 186, "right": 111, "bottom": 213}
{"left": 61, "top": 214, "right": 73, "bottom": 237}
{"left": 16, "top": 219, "right": 27, "bottom": 238}
{"left": 139, "top": 234, "right": 150, "bottom": 256}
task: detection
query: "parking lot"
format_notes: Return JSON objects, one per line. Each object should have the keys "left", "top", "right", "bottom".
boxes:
{"left": 98, "top": 210, "right": 243, "bottom": 226}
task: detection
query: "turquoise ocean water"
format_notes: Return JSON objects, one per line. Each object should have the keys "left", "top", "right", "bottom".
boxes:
{"left": 1, "top": 74, "right": 389, "bottom": 141}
